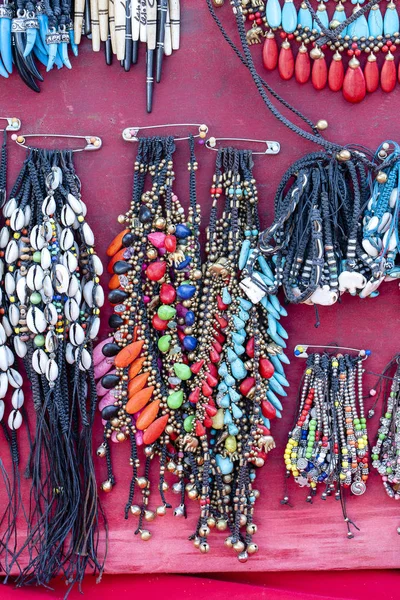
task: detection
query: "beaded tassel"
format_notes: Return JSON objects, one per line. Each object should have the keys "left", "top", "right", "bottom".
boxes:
{"left": 0, "top": 148, "right": 104, "bottom": 588}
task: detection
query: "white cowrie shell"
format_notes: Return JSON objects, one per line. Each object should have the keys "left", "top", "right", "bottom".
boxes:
{"left": 16, "top": 276, "right": 27, "bottom": 304}
{"left": 80, "top": 200, "right": 88, "bottom": 217}
{"left": 5, "top": 240, "right": 19, "bottom": 264}
{"left": 65, "top": 298, "right": 80, "bottom": 322}
{"left": 27, "top": 265, "right": 44, "bottom": 292}
{"left": 47, "top": 166, "right": 62, "bottom": 190}
{"left": 12, "top": 389, "right": 24, "bottom": 409}
{"left": 0, "top": 346, "right": 8, "bottom": 371}
{"left": 5, "top": 347, "right": 14, "bottom": 367}
{"left": 60, "top": 228, "right": 74, "bottom": 251}
{"left": 0, "top": 373, "right": 7, "bottom": 398}
{"left": 42, "top": 221, "right": 53, "bottom": 242}
{"left": 68, "top": 275, "right": 79, "bottom": 297}
{"left": 378, "top": 212, "right": 392, "bottom": 234}
{"left": 88, "top": 316, "right": 100, "bottom": 340}
{"left": 390, "top": 187, "right": 398, "bottom": 209}
{"left": 83, "top": 281, "right": 94, "bottom": 307}
{"left": 0, "top": 324, "right": 6, "bottom": 345}
{"left": 46, "top": 359, "right": 59, "bottom": 382}
{"left": 55, "top": 264, "right": 70, "bottom": 294}
{"left": 67, "top": 193, "right": 83, "bottom": 214}
{"left": 0, "top": 400, "right": 4, "bottom": 421}
{"left": 383, "top": 230, "right": 397, "bottom": 252}
{"left": 2, "top": 317, "right": 12, "bottom": 337}
{"left": 359, "top": 275, "right": 385, "bottom": 299}
{"left": 32, "top": 349, "right": 49, "bottom": 375}
{"left": 3, "top": 198, "right": 17, "bottom": 218}
{"left": 4, "top": 272, "right": 15, "bottom": 296}
{"left": 82, "top": 222, "right": 94, "bottom": 246}
{"left": 44, "top": 303, "right": 58, "bottom": 326}
{"left": 45, "top": 331, "right": 59, "bottom": 353}
{"left": 61, "top": 204, "right": 76, "bottom": 227}
{"left": 62, "top": 251, "right": 78, "bottom": 273}
{"left": 0, "top": 226, "right": 10, "bottom": 248}
{"left": 10, "top": 208, "right": 25, "bottom": 231}
{"left": 24, "top": 205, "right": 31, "bottom": 227}
{"left": 91, "top": 254, "right": 103, "bottom": 276}
{"left": 14, "top": 337, "right": 27, "bottom": 359}
{"left": 9, "top": 305, "right": 20, "bottom": 327}
{"left": 66, "top": 343, "right": 76, "bottom": 364}
{"left": 7, "top": 368, "right": 23, "bottom": 388}
{"left": 30, "top": 225, "right": 46, "bottom": 250}
{"left": 8, "top": 409, "right": 23, "bottom": 430}
{"left": 27, "top": 306, "right": 47, "bottom": 334}
{"left": 69, "top": 322, "right": 85, "bottom": 346}
{"left": 41, "top": 247, "right": 51, "bottom": 270}
{"left": 72, "top": 218, "right": 80, "bottom": 230}
{"left": 0, "top": 261, "right": 3, "bottom": 279}
{"left": 42, "top": 195, "right": 56, "bottom": 216}
{"left": 361, "top": 238, "right": 379, "bottom": 257}
{"left": 94, "top": 285, "right": 104, "bottom": 307}
{"left": 75, "top": 289, "right": 82, "bottom": 306}
{"left": 366, "top": 215, "right": 379, "bottom": 232}
{"left": 78, "top": 347, "right": 92, "bottom": 371}
{"left": 43, "top": 275, "right": 53, "bottom": 298}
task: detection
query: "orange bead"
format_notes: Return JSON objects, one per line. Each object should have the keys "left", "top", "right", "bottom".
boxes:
{"left": 125, "top": 386, "right": 154, "bottom": 414}
{"left": 108, "top": 248, "right": 127, "bottom": 274}
{"left": 108, "top": 274, "right": 121, "bottom": 290}
{"left": 128, "top": 357, "right": 146, "bottom": 379}
{"left": 136, "top": 399, "right": 160, "bottom": 430}
{"left": 143, "top": 414, "right": 169, "bottom": 445}
{"left": 106, "top": 228, "right": 130, "bottom": 257}
{"left": 128, "top": 372, "right": 150, "bottom": 396}
{"left": 114, "top": 340, "right": 144, "bottom": 368}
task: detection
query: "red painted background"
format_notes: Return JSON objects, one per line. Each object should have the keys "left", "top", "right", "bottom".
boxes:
{"left": 2, "top": 0, "right": 400, "bottom": 575}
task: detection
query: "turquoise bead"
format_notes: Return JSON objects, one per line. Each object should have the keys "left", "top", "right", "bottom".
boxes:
{"left": 218, "top": 362, "right": 228, "bottom": 377}
{"left": 228, "top": 424, "right": 239, "bottom": 436}
{"left": 274, "top": 371, "right": 289, "bottom": 387}
{"left": 368, "top": 6, "right": 383, "bottom": 36}
{"left": 266, "top": 389, "right": 283, "bottom": 411}
{"left": 258, "top": 272, "right": 274, "bottom": 287}
{"left": 268, "top": 315, "right": 277, "bottom": 336}
{"left": 219, "top": 394, "right": 230, "bottom": 408}
{"left": 228, "top": 388, "right": 241, "bottom": 403}
{"left": 237, "top": 328, "right": 247, "bottom": 339}
{"left": 239, "top": 240, "right": 251, "bottom": 270}
{"left": 347, "top": 11, "right": 369, "bottom": 38}
{"left": 266, "top": 0, "right": 282, "bottom": 28}
{"left": 258, "top": 256, "right": 275, "bottom": 280}
{"left": 276, "top": 320, "right": 288, "bottom": 340}
{"left": 270, "top": 354, "right": 285, "bottom": 376}
{"left": 227, "top": 348, "right": 237, "bottom": 364}
{"left": 232, "top": 403, "right": 243, "bottom": 419}
{"left": 218, "top": 382, "right": 228, "bottom": 393}
{"left": 224, "top": 410, "right": 233, "bottom": 425}
{"left": 268, "top": 328, "right": 287, "bottom": 348}
{"left": 234, "top": 343, "right": 246, "bottom": 356}
{"left": 225, "top": 374, "right": 235, "bottom": 387}
{"left": 222, "top": 287, "right": 232, "bottom": 305}
{"left": 232, "top": 315, "right": 245, "bottom": 330}
{"left": 276, "top": 409, "right": 282, "bottom": 419}
{"left": 261, "top": 297, "right": 280, "bottom": 319}
{"left": 269, "top": 376, "right": 287, "bottom": 397}
{"left": 262, "top": 415, "right": 271, "bottom": 429}
{"left": 216, "top": 454, "right": 234, "bottom": 475}
{"left": 332, "top": 6, "right": 348, "bottom": 36}
{"left": 231, "top": 358, "right": 247, "bottom": 380}
{"left": 298, "top": 4, "right": 312, "bottom": 28}
{"left": 238, "top": 309, "right": 249, "bottom": 322}
{"left": 239, "top": 297, "right": 252, "bottom": 311}
{"left": 232, "top": 332, "right": 246, "bottom": 345}
{"left": 278, "top": 351, "right": 290, "bottom": 365}
{"left": 384, "top": 3, "right": 399, "bottom": 34}
{"left": 282, "top": 0, "right": 297, "bottom": 33}
{"left": 313, "top": 6, "right": 329, "bottom": 32}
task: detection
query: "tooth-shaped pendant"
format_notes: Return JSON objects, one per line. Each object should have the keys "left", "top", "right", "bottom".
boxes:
{"left": 27, "top": 306, "right": 47, "bottom": 334}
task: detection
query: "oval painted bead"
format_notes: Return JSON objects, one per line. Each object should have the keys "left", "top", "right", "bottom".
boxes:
{"left": 113, "top": 260, "right": 131, "bottom": 275}
{"left": 177, "top": 284, "right": 196, "bottom": 300}
{"left": 102, "top": 343, "right": 121, "bottom": 357}
{"left": 101, "top": 374, "right": 120, "bottom": 389}
{"left": 108, "top": 289, "right": 129, "bottom": 304}
{"left": 109, "top": 314, "right": 124, "bottom": 328}
{"left": 101, "top": 405, "right": 119, "bottom": 420}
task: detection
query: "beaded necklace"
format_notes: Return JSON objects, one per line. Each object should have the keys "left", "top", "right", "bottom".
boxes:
{"left": 0, "top": 147, "right": 104, "bottom": 587}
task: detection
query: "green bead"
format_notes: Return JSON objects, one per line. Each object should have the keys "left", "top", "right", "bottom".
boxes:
{"left": 379, "top": 433, "right": 386, "bottom": 440}
{"left": 360, "top": 417, "right": 366, "bottom": 424}
{"left": 353, "top": 418, "right": 360, "bottom": 425}
{"left": 30, "top": 292, "right": 42, "bottom": 305}
{"left": 305, "top": 452, "right": 312, "bottom": 459}
{"left": 34, "top": 334, "right": 45, "bottom": 347}
{"left": 167, "top": 390, "right": 184, "bottom": 410}
{"left": 387, "top": 467, "right": 393, "bottom": 474}
{"left": 33, "top": 251, "right": 41, "bottom": 263}
{"left": 385, "top": 412, "right": 392, "bottom": 419}
{"left": 309, "top": 419, "right": 316, "bottom": 426}
{"left": 157, "top": 305, "right": 177, "bottom": 321}
{"left": 355, "top": 424, "right": 362, "bottom": 431}
{"left": 158, "top": 334, "right": 172, "bottom": 353}
{"left": 184, "top": 415, "right": 195, "bottom": 432}
{"left": 173, "top": 363, "right": 192, "bottom": 381}
{"left": 372, "top": 454, "right": 379, "bottom": 461}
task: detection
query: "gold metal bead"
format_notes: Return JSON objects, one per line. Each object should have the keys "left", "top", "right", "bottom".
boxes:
{"left": 140, "top": 529, "right": 152, "bottom": 541}
{"left": 207, "top": 517, "right": 216, "bottom": 528}
{"left": 247, "top": 543, "right": 259, "bottom": 554}
{"left": 238, "top": 551, "right": 248, "bottom": 563}
{"left": 224, "top": 536, "right": 234, "bottom": 548}
{"left": 193, "top": 537, "right": 201, "bottom": 548}
{"left": 316, "top": 119, "right": 328, "bottom": 131}
{"left": 130, "top": 504, "right": 141, "bottom": 516}
{"left": 136, "top": 477, "right": 148, "bottom": 489}
{"left": 101, "top": 479, "right": 113, "bottom": 493}
{"left": 155, "top": 217, "right": 166, "bottom": 230}
{"left": 96, "top": 444, "right": 107, "bottom": 458}
{"left": 188, "top": 488, "right": 198, "bottom": 500}
{"left": 247, "top": 523, "right": 258, "bottom": 535}
{"left": 199, "top": 525, "right": 210, "bottom": 537}
{"left": 233, "top": 540, "right": 245, "bottom": 553}
{"left": 111, "top": 418, "right": 120, "bottom": 428}
{"left": 376, "top": 171, "right": 388, "bottom": 183}
{"left": 239, "top": 514, "right": 247, "bottom": 527}
{"left": 216, "top": 519, "right": 228, "bottom": 531}
{"left": 116, "top": 432, "right": 126, "bottom": 442}
{"left": 156, "top": 505, "right": 167, "bottom": 516}
{"left": 199, "top": 542, "right": 210, "bottom": 553}
{"left": 337, "top": 149, "right": 351, "bottom": 162}
{"left": 144, "top": 510, "right": 156, "bottom": 522}
{"left": 117, "top": 214, "right": 126, "bottom": 224}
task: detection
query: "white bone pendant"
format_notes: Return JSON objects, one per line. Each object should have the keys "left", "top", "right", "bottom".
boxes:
{"left": 239, "top": 273, "right": 266, "bottom": 304}
{"left": 338, "top": 270, "right": 367, "bottom": 295}
{"left": 308, "top": 286, "right": 338, "bottom": 306}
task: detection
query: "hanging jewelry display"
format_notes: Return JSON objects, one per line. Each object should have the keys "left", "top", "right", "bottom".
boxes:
{"left": 0, "top": 0, "right": 77, "bottom": 92}
{"left": 73, "top": 0, "right": 180, "bottom": 112}
{"left": 237, "top": 0, "right": 400, "bottom": 102}
{"left": 0, "top": 133, "right": 105, "bottom": 588}
{"left": 284, "top": 346, "right": 370, "bottom": 537}
{"left": 94, "top": 126, "right": 206, "bottom": 540}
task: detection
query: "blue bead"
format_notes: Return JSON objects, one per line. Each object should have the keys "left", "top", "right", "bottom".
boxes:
{"left": 218, "top": 382, "right": 228, "bottom": 393}
{"left": 262, "top": 416, "right": 270, "bottom": 428}
{"left": 219, "top": 395, "right": 230, "bottom": 408}
{"left": 218, "top": 362, "right": 229, "bottom": 377}
{"left": 274, "top": 371, "right": 289, "bottom": 387}
{"left": 232, "top": 315, "right": 245, "bottom": 330}
{"left": 185, "top": 311, "right": 195, "bottom": 326}
{"left": 332, "top": 6, "right": 348, "bottom": 36}
{"left": 228, "top": 424, "right": 239, "bottom": 436}
{"left": 384, "top": 2, "right": 399, "bottom": 34}
{"left": 270, "top": 354, "right": 285, "bottom": 376}
{"left": 266, "top": 389, "right": 283, "bottom": 411}
{"left": 177, "top": 284, "right": 196, "bottom": 299}
{"left": 266, "top": 0, "right": 282, "bottom": 27}
{"left": 261, "top": 297, "right": 280, "bottom": 320}
{"left": 313, "top": 6, "right": 329, "bottom": 32}
{"left": 175, "top": 224, "right": 192, "bottom": 239}
{"left": 239, "top": 297, "right": 252, "bottom": 311}
{"left": 222, "top": 287, "right": 232, "bottom": 305}
{"left": 227, "top": 348, "right": 237, "bottom": 364}
{"left": 183, "top": 335, "right": 198, "bottom": 351}
{"left": 232, "top": 332, "right": 246, "bottom": 345}
{"left": 269, "top": 376, "right": 287, "bottom": 396}
{"left": 347, "top": 10, "right": 369, "bottom": 37}
{"left": 216, "top": 454, "right": 234, "bottom": 475}
{"left": 232, "top": 403, "right": 243, "bottom": 419}
{"left": 231, "top": 358, "right": 247, "bottom": 380}
{"left": 282, "top": 0, "right": 297, "bottom": 33}
{"left": 234, "top": 343, "right": 245, "bottom": 356}
{"left": 177, "top": 256, "right": 192, "bottom": 270}
{"left": 276, "top": 321, "right": 288, "bottom": 340}
{"left": 224, "top": 410, "right": 233, "bottom": 425}
{"left": 225, "top": 374, "right": 235, "bottom": 387}
{"left": 298, "top": 4, "right": 312, "bottom": 28}
{"left": 238, "top": 309, "right": 249, "bottom": 322}
{"left": 239, "top": 239, "right": 251, "bottom": 270}
{"left": 228, "top": 387, "right": 241, "bottom": 403}
{"left": 268, "top": 315, "right": 277, "bottom": 336}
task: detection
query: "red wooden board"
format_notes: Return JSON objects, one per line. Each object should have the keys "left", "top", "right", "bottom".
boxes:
{"left": 2, "top": 0, "right": 400, "bottom": 575}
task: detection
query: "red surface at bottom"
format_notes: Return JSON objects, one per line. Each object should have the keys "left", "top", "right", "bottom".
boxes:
{"left": 0, "top": 571, "right": 397, "bottom": 600}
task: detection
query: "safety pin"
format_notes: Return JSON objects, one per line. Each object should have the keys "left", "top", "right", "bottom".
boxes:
{"left": 205, "top": 136, "right": 280, "bottom": 155}
{"left": 0, "top": 117, "right": 21, "bottom": 132}
{"left": 122, "top": 123, "right": 209, "bottom": 142}
{"left": 12, "top": 133, "right": 102, "bottom": 152}
{"left": 294, "top": 344, "right": 371, "bottom": 359}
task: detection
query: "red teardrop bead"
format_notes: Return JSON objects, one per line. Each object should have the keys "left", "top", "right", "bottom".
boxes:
{"left": 205, "top": 404, "right": 217, "bottom": 417}
{"left": 215, "top": 315, "right": 228, "bottom": 329}
{"left": 206, "top": 372, "right": 218, "bottom": 387}
{"left": 312, "top": 56, "right": 327, "bottom": 90}
{"left": 212, "top": 340, "right": 223, "bottom": 353}
{"left": 381, "top": 55, "right": 396, "bottom": 93}
{"left": 214, "top": 331, "right": 225, "bottom": 344}
{"left": 364, "top": 57, "right": 379, "bottom": 93}
{"left": 207, "top": 363, "right": 218, "bottom": 378}
{"left": 204, "top": 417, "right": 213, "bottom": 428}
{"left": 195, "top": 420, "right": 206, "bottom": 436}
{"left": 295, "top": 48, "right": 310, "bottom": 84}
{"left": 152, "top": 314, "right": 168, "bottom": 331}
{"left": 202, "top": 381, "right": 213, "bottom": 397}
{"left": 191, "top": 360, "right": 204, "bottom": 375}
{"left": 259, "top": 424, "right": 271, "bottom": 436}
{"left": 160, "top": 283, "right": 176, "bottom": 304}
{"left": 278, "top": 41, "right": 294, "bottom": 81}
{"left": 328, "top": 55, "right": 344, "bottom": 92}
{"left": 146, "top": 261, "right": 167, "bottom": 282}
{"left": 246, "top": 337, "right": 255, "bottom": 358}
{"left": 217, "top": 295, "right": 228, "bottom": 311}
{"left": 342, "top": 58, "right": 366, "bottom": 103}
{"left": 209, "top": 348, "right": 220, "bottom": 364}
{"left": 189, "top": 387, "right": 200, "bottom": 403}
{"left": 259, "top": 358, "right": 275, "bottom": 379}
{"left": 164, "top": 234, "right": 177, "bottom": 252}
{"left": 261, "top": 400, "right": 277, "bottom": 420}
{"left": 239, "top": 377, "right": 255, "bottom": 397}
{"left": 262, "top": 32, "right": 278, "bottom": 70}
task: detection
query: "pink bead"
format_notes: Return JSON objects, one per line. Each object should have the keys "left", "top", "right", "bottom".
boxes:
{"left": 395, "top": 495, "right": 400, "bottom": 500}
{"left": 172, "top": 194, "right": 178, "bottom": 201}
{"left": 99, "top": 391, "right": 116, "bottom": 411}
{"left": 93, "top": 337, "right": 114, "bottom": 366}
{"left": 369, "top": 389, "right": 377, "bottom": 396}
{"left": 148, "top": 232, "right": 166, "bottom": 249}
{"left": 382, "top": 476, "right": 388, "bottom": 482}
{"left": 94, "top": 356, "right": 114, "bottom": 379}
{"left": 111, "top": 431, "right": 119, "bottom": 443}
{"left": 96, "top": 370, "right": 116, "bottom": 397}
{"left": 135, "top": 430, "right": 143, "bottom": 446}
{"left": 143, "top": 295, "right": 150, "bottom": 304}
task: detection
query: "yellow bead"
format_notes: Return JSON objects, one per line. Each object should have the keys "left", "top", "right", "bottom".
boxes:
{"left": 94, "top": 277, "right": 99, "bottom": 284}
{"left": 306, "top": 368, "right": 312, "bottom": 375}
{"left": 9, "top": 296, "right": 15, "bottom": 303}
{"left": 14, "top": 328, "right": 20, "bottom": 334}
{"left": 310, "top": 482, "right": 316, "bottom": 488}
{"left": 292, "top": 470, "right": 299, "bottom": 477}
{"left": 339, "top": 473, "right": 346, "bottom": 480}
{"left": 292, "top": 441, "right": 298, "bottom": 447}
{"left": 78, "top": 215, "right": 84, "bottom": 222}
{"left": 342, "top": 448, "right": 348, "bottom": 455}
{"left": 13, "top": 233, "right": 20, "bottom": 239}
{"left": 291, "top": 453, "right": 297, "bottom": 459}
{"left": 342, "top": 461, "right": 348, "bottom": 468}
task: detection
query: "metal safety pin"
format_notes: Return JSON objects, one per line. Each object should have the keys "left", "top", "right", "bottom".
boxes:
{"left": 205, "top": 136, "right": 280, "bottom": 155}
{"left": 12, "top": 133, "right": 102, "bottom": 152}
{"left": 294, "top": 344, "right": 371, "bottom": 359}
{"left": 122, "top": 123, "right": 209, "bottom": 142}
{"left": 0, "top": 117, "right": 21, "bottom": 132}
